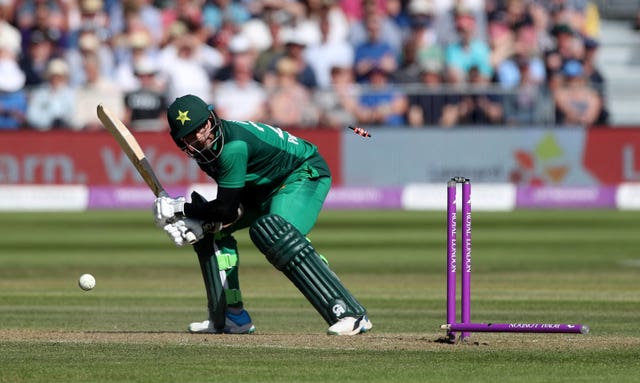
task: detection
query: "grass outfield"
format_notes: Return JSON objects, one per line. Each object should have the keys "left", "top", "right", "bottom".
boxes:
{"left": 1, "top": 209, "right": 639, "bottom": 382}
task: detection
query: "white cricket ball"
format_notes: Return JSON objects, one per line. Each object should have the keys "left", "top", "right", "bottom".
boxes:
{"left": 78, "top": 273, "right": 96, "bottom": 291}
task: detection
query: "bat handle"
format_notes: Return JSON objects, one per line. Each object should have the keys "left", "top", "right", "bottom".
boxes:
{"left": 185, "top": 231, "right": 197, "bottom": 244}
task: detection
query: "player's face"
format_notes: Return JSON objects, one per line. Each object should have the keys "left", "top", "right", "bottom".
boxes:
{"left": 180, "top": 113, "right": 223, "bottom": 163}
{"left": 183, "top": 116, "right": 214, "bottom": 153}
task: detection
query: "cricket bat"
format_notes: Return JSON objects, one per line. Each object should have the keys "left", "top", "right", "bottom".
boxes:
{"left": 97, "top": 104, "right": 168, "bottom": 198}
{"left": 97, "top": 104, "right": 197, "bottom": 243}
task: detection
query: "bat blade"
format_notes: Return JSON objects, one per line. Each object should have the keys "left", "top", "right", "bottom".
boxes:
{"left": 96, "top": 104, "right": 168, "bottom": 197}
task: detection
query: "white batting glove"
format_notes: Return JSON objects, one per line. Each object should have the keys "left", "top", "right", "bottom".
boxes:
{"left": 163, "top": 222, "right": 186, "bottom": 246}
{"left": 153, "top": 196, "right": 186, "bottom": 227}
{"left": 161, "top": 219, "right": 224, "bottom": 247}
{"left": 175, "top": 218, "right": 206, "bottom": 244}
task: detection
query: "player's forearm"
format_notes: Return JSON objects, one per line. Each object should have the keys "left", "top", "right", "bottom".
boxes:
{"left": 184, "top": 187, "right": 242, "bottom": 224}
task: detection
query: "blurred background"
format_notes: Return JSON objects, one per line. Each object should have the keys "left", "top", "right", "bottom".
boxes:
{"left": 1, "top": 0, "right": 640, "bottom": 211}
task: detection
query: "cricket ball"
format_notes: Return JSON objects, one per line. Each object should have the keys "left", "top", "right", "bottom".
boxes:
{"left": 78, "top": 273, "right": 96, "bottom": 291}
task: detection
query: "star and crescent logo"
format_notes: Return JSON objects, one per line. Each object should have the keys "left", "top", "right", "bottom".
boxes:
{"left": 176, "top": 110, "right": 191, "bottom": 125}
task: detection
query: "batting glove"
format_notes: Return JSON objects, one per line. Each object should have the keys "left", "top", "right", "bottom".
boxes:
{"left": 153, "top": 196, "right": 186, "bottom": 227}
{"left": 175, "top": 218, "right": 206, "bottom": 244}
{"left": 163, "top": 222, "right": 186, "bottom": 246}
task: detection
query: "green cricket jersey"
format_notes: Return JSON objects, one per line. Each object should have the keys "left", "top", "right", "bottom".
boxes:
{"left": 198, "top": 119, "right": 329, "bottom": 200}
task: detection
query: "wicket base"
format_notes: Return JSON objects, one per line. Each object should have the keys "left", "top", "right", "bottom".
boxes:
{"left": 441, "top": 323, "right": 590, "bottom": 334}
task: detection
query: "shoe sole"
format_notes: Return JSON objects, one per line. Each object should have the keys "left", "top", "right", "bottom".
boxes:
{"left": 188, "top": 324, "right": 256, "bottom": 334}
{"left": 327, "top": 320, "right": 373, "bottom": 336}
{"left": 188, "top": 328, "right": 222, "bottom": 334}
{"left": 225, "top": 325, "right": 256, "bottom": 334}
{"left": 327, "top": 326, "right": 371, "bottom": 336}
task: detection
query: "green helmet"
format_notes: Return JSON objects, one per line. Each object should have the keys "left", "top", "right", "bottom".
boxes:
{"left": 167, "top": 94, "right": 223, "bottom": 163}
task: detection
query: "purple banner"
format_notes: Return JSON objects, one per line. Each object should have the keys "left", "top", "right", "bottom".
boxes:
{"left": 324, "top": 187, "right": 403, "bottom": 209}
{"left": 89, "top": 186, "right": 402, "bottom": 210}
{"left": 89, "top": 186, "right": 188, "bottom": 209}
{"left": 516, "top": 186, "right": 617, "bottom": 209}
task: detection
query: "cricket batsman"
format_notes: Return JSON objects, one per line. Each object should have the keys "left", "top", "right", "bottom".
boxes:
{"left": 152, "top": 94, "right": 372, "bottom": 335}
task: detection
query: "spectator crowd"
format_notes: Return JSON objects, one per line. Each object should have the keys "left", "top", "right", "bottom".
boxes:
{"left": 0, "top": 0, "right": 611, "bottom": 131}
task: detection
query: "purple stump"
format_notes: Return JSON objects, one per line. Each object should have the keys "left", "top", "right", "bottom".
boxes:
{"left": 461, "top": 180, "right": 472, "bottom": 341}
{"left": 446, "top": 180, "right": 457, "bottom": 341}
{"left": 442, "top": 322, "right": 590, "bottom": 334}
{"left": 442, "top": 176, "right": 589, "bottom": 339}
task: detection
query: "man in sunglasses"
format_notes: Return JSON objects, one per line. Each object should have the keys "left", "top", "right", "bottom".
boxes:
{"left": 153, "top": 94, "right": 372, "bottom": 336}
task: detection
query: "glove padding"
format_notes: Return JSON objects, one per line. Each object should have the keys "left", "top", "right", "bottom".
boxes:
{"left": 162, "top": 218, "right": 223, "bottom": 246}
{"left": 176, "top": 218, "right": 204, "bottom": 245}
{"left": 163, "top": 222, "right": 187, "bottom": 246}
{"left": 153, "top": 196, "right": 186, "bottom": 227}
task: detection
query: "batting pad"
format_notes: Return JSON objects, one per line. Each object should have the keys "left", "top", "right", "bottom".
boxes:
{"left": 249, "top": 214, "right": 366, "bottom": 324}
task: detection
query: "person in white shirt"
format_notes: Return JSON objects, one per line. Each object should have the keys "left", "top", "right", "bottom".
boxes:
{"left": 304, "top": 12, "right": 354, "bottom": 89}
{"left": 159, "top": 29, "right": 221, "bottom": 103}
{"left": 26, "top": 58, "right": 76, "bottom": 130}
{"left": 212, "top": 36, "right": 267, "bottom": 121}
